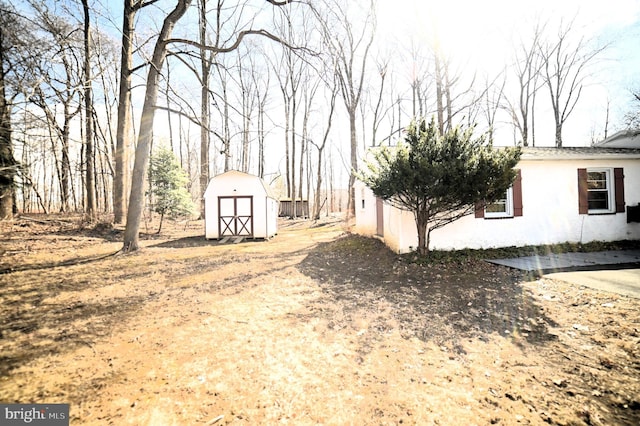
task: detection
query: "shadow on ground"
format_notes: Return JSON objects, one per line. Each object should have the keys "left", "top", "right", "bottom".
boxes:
{"left": 153, "top": 236, "right": 215, "bottom": 248}
{"left": 298, "top": 234, "right": 559, "bottom": 352}
{"left": 0, "top": 252, "right": 117, "bottom": 275}
{"left": 0, "top": 289, "right": 152, "bottom": 379}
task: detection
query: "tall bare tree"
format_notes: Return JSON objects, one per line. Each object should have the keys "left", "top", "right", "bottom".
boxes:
{"left": 298, "top": 67, "right": 318, "bottom": 201}
{"left": 271, "top": 49, "right": 295, "bottom": 199}
{"left": 29, "top": 9, "right": 83, "bottom": 213}
{"left": 429, "top": 40, "right": 480, "bottom": 136}
{"left": 270, "top": 5, "right": 305, "bottom": 205}
{"left": 197, "top": 0, "right": 215, "bottom": 217}
{"left": 507, "top": 22, "right": 545, "bottom": 146}
{"left": 114, "top": 0, "right": 159, "bottom": 224}
{"left": 92, "top": 30, "right": 120, "bottom": 213}
{"left": 311, "top": 72, "right": 338, "bottom": 219}
{"left": 479, "top": 72, "right": 506, "bottom": 142}
{"left": 236, "top": 48, "right": 257, "bottom": 173}
{"left": 538, "top": 18, "right": 605, "bottom": 147}
{"left": 252, "top": 53, "right": 270, "bottom": 179}
{"left": 0, "top": 4, "right": 30, "bottom": 218}
{"left": 315, "top": 0, "right": 375, "bottom": 216}
{"left": 363, "top": 56, "right": 392, "bottom": 147}
{"left": 215, "top": 60, "right": 232, "bottom": 171}
{"left": 0, "top": 39, "right": 13, "bottom": 218}
{"left": 123, "top": 0, "right": 192, "bottom": 251}
{"left": 114, "top": 0, "right": 134, "bottom": 223}
{"left": 81, "top": 0, "right": 97, "bottom": 220}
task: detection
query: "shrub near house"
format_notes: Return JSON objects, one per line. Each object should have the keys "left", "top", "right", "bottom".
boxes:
{"left": 358, "top": 118, "right": 521, "bottom": 255}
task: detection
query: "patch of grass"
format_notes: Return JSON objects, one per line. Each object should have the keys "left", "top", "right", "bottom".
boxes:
{"left": 402, "top": 239, "right": 640, "bottom": 266}
{"left": 319, "top": 234, "right": 385, "bottom": 255}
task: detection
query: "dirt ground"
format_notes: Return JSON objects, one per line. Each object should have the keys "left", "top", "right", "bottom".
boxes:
{"left": 1, "top": 215, "right": 639, "bottom": 425}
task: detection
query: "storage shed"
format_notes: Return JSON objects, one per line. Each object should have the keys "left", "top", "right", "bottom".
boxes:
{"left": 204, "top": 170, "right": 278, "bottom": 240}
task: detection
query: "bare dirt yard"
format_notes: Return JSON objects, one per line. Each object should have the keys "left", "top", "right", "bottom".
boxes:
{"left": 1, "top": 215, "right": 639, "bottom": 425}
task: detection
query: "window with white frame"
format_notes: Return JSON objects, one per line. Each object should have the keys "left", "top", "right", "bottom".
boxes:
{"left": 587, "top": 168, "right": 614, "bottom": 213}
{"left": 484, "top": 187, "right": 514, "bottom": 218}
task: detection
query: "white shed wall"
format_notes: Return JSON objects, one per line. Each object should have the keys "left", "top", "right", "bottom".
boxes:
{"left": 204, "top": 171, "right": 278, "bottom": 239}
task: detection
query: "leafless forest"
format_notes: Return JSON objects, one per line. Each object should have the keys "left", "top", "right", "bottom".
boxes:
{"left": 1, "top": 0, "right": 635, "bottom": 236}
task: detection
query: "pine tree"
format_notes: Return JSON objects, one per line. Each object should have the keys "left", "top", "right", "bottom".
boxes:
{"left": 148, "top": 147, "right": 195, "bottom": 233}
{"left": 359, "top": 118, "right": 521, "bottom": 256}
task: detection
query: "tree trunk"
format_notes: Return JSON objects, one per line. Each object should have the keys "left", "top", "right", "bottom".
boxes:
{"left": 114, "top": 0, "right": 135, "bottom": 224}
{"left": 283, "top": 98, "right": 291, "bottom": 197}
{"left": 435, "top": 53, "right": 444, "bottom": 136}
{"left": 257, "top": 99, "right": 265, "bottom": 178}
{"left": 0, "top": 16, "right": 14, "bottom": 219}
{"left": 313, "top": 81, "right": 336, "bottom": 219}
{"left": 415, "top": 208, "right": 429, "bottom": 256}
{"left": 299, "top": 107, "right": 306, "bottom": 201}
{"left": 198, "top": 0, "right": 211, "bottom": 218}
{"left": 531, "top": 87, "right": 537, "bottom": 147}
{"left": 291, "top": 94, "right": 297, "bottom": 218}
{"left": 123, "top": 0, "right": 191, "bottom": 252}
{"left": 82, "top": 0, "right": 97, "bottom": 221}
{"left": 0, "top": 73, "right": 14, "bottom": 219}
{"left": 555, "top": 123, "right": 563, "bottom": 148}
{"left": 157, "top": 211, "right": 164, "bottom": 234}
{"left": 313, "top": 147, "right": 324, "bottom": 220}
{"left": 219, "top": 69, "right": 231, "bottom": 172}
{"left": 347, "top": 108, "right": 357, "bottom": 216}
{"left": 60, "top": 102, "right": 71, "bottom": 212}
{"left": 444, "top": 64, "right": 452, "bottom": 132}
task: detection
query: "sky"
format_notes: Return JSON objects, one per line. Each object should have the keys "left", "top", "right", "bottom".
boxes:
{"left": 93, "top": 0, "right": 640, "bottom": 152}
{"left": 375, "top": 0, "right": 640, "bottom": 146}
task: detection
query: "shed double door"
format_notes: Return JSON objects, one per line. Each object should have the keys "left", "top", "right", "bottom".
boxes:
{"left": 218, "top": 196, "right": 253, "bottom": 237}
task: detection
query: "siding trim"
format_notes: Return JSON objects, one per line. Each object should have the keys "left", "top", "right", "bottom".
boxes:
{"left": 513, "top": 169, "right": 523, "bottom": 217}
{"left": 577, "top": 168, "right": 588, "bottom": 215}
{"left": 614, "top": 167, "right": 625, "bottom": 213}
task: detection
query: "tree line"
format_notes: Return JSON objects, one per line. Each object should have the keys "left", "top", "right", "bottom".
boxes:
{"left": 0, "top": 0, "right": 633, "bottom": 251}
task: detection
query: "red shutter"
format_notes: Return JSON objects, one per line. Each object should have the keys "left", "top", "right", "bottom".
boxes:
{"left": 474, "top": 201, "right": 484, "bottom": 218}
{"left": 614, "top": 168, "right": 625, "bottom": 213}
{"left": 513, "top": 169, "right": 523, "bottom": 217}
{"left": 578, "top": 168, "right": 588, "bottom": 214}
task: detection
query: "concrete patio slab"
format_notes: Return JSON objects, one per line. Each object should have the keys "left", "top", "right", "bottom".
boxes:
{"left": 544, "top": 269, "right": 640, "bottom": 299}
{"left": 487, "top": 250, "right": 640, "bottom": 275}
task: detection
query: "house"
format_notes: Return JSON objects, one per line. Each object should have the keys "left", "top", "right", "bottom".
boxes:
{"left": 355, "top": 147, "right": 640, "bottom": 253}
{"left": 204, "top": 170, "right": 278, "bottom": 240}
{"left": 594, "top": 129, "right": 640, "bottom": 148}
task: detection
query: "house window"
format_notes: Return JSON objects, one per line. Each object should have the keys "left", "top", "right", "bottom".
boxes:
{"left": 485, "top": 187, "right": 514, "bottom": 218}
{"left": 586, "top": 168, "right": 614, "bottom": 213}
{"left": 578, "top": 167, "right": 625, "bottom": 215}
{"left": 475, "top": 169, "right": 523, "bottom": 219}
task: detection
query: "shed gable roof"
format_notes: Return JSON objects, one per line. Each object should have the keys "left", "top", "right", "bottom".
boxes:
{"left": 204, "top": 170, "right": 278, "bottom": 199}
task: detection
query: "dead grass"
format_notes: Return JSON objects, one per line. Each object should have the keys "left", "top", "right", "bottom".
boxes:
{"left": 0, "top": 214, "right": 638, "bottom": 425}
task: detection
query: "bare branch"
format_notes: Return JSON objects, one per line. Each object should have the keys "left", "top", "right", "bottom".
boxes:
{"left": 133, "top": 0, "right": 161, "bottom": 12}
{"left": 265, "top": 0, "right": 295, "bottom": 5}
{"left": 167, "top": 29, "right": 316, "bottom": 55}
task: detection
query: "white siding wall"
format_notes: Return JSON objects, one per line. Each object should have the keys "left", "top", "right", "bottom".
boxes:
{"left": 355, "top": 181, "right": 378, "bottom": 236}
{"left": 355, "top": 159, "right": 640, "bottom": 253}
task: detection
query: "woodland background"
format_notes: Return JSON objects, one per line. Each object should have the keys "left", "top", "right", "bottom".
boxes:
{"left": 0, "top": 0, "right": 638, "bottom": 234}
